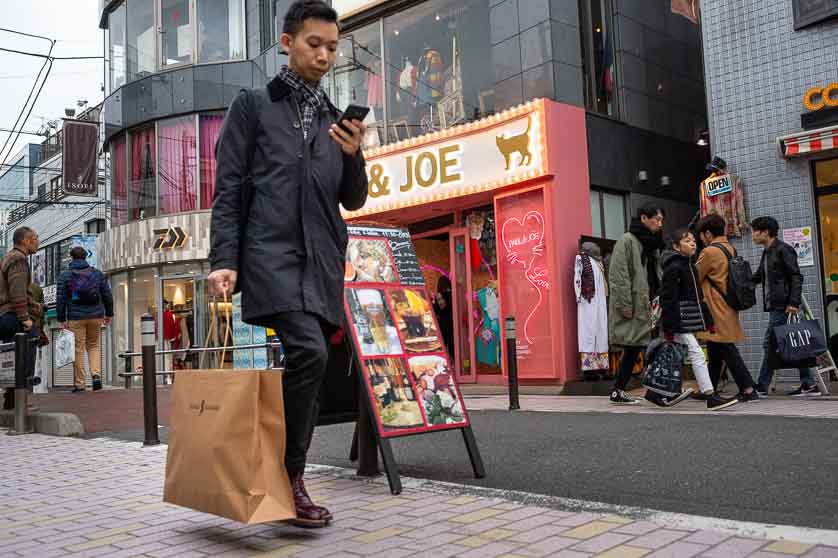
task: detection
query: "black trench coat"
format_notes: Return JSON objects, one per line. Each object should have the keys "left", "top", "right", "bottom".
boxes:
{"left": 210, "top": 77, "right": 368, "bottom": 327}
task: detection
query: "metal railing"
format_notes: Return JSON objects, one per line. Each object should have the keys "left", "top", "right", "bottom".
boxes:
{"left": 117, "top": 313, "right": 283, "bottom": 446}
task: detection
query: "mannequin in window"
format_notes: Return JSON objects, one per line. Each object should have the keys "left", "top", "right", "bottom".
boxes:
{"left": 416, "top": 45, "right": 444, "bottom": 107}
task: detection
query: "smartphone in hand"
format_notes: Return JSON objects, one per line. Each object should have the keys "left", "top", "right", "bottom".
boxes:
{"left": 338, "top": 104, "right": 370, "bottom": 133}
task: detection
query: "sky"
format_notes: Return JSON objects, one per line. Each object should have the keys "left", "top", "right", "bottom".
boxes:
{"left": 0, "top": 0, "right": 104, "bottom": 197}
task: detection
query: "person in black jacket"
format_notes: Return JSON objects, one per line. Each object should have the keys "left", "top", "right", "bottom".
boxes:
{"left": 751, "top": 217, "right": 819, "bottom": 396}
{"left": 657, "top": 228, "right": 738, "bottom": 411}
{"left": 208, "top": 1, "right": 368, "bottom": 528}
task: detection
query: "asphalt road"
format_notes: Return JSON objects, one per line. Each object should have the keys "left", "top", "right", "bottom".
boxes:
{"left": 91, "top": 410, "right": 838, "bottom": 530}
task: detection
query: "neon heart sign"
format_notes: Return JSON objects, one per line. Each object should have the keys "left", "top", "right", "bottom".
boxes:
{"left": 501, "top": 211, "right": 549, "bottom": 343}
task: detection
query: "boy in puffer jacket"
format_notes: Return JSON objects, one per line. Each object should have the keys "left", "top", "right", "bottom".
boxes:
{"left": 656, "top": 227, "right": 738, "bottom": 411}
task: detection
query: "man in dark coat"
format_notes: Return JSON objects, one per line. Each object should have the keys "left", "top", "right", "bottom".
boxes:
{"left": 208, "top": 0, "right": 367, "bottom": 528}
{"left": 751, "top": 216, "right": 818, "bottom": 396}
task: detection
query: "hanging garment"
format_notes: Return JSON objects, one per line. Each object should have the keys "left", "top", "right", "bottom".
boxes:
{"left": 366, "top": 62, "right": 384, "bottom": 108}
{"left": 416, "top": 49, "right": 444, "bottom": 105}
{"left": 699, "top": 172, "right": 748, "bottom": 238}
{"left": 575, "top": 254, "right": 609, "bottom": 370}
{"left": 397, "top": 60, "right": 416, "bottom": 102}
{"left": 479, "top": 216, "right": 497, "bottom": 266}
{"left": 476, "top": 287, "right": 501, "bottom": 367}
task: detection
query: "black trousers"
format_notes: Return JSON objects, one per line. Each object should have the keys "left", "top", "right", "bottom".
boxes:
{"left": 614, "top": 346, "right": 643, "bottom": 391}
{"left": 707, "top": 342, "right": 755, "bottom": 392}
{"left": 269, "top": 311, "right": 333, "bottom": 476}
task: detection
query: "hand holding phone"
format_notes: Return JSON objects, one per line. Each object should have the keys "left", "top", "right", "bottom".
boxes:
{"left": 337, "top": 104, "right": 370, "bottom": 133}
{"left": 330, "top": 104, "right": 370, "bottom": 156}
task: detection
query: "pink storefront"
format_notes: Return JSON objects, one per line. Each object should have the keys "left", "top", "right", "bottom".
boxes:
{"left": 346, "top": 99, "right": 591, "bottom": 386}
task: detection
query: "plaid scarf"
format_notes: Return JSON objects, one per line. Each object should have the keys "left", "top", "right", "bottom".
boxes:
{"left": 277, "top": 65, "right": 326, "bottom": 140}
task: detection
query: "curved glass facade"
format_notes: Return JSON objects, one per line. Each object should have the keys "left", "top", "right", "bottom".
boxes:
{"left": 109, "top": 112, "right": 224, "bottom": 225}
{"left": 106, "top": 0, "right": 245, "bottom": 91}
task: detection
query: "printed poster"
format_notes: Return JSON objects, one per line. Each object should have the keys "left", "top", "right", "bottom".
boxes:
{"left": 344, "top": 225, "right": 471, "bottom": 438}
{"left": 783, "top": 226, "right": 814, "bottom": 267}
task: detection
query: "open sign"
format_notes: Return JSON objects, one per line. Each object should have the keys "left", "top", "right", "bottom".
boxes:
{"left": 705, "top": 174, "right": 733, "bottom": 197}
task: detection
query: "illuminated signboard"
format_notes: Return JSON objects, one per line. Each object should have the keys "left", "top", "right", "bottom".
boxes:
{"left": 348, "top": 100, "right": 549, "bottom": 218}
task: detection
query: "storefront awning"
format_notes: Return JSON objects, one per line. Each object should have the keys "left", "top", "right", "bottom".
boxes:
{"left": 778, "top": 124, "right": 838, "bottom": 157}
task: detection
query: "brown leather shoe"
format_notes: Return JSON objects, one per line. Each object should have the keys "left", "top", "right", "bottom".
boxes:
{"left": 285, "top": 472, "right": 332, "bottom": 528}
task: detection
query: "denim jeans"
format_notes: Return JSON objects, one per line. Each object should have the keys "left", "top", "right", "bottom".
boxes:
{"left": 758, "top": 311, "right": 815, "bottom": 387}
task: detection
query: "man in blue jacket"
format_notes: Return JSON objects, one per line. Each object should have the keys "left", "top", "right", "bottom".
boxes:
{"left": 57, "top": 247, "right": 114, "bottom": 392}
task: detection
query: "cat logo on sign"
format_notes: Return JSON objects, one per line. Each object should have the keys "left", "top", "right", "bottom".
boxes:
{"left": 705, "top": 174, "right": 733, "bottom": 198}
{"left": 496, "top": 116, "right": 533, "bottom": 170}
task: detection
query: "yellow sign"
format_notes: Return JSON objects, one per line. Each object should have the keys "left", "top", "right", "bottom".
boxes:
{"left": 348, "top": 100, "right": 548, "bottom": 218}
{"left": 804, "top": 83, "right": 838, "bottom": 111}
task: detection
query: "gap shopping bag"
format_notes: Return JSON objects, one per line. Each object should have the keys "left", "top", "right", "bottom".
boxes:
{"left": 641, "top": 338, "right": 685, "bottom": 397}
{"left": 163, "top": 369, "right": 295, "bottom": 524}
{"left": 770, "top": 314, "right": 826, "bottom": 369}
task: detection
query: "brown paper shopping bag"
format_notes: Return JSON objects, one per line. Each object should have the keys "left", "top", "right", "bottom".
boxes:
{"left": 163, "top": 368, "right": 295, "bottom": 524}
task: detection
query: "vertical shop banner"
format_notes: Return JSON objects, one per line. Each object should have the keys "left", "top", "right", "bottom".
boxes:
{"left": 231, "top": 293, "right": 268, "bottom": 369}
{"left": 783, "top": 226, "right": 815, "bottom": 267}
{"left": 344, "top": 225, "right": 470, "bottom": 438}
{"left": 62, "top": 120, "right": 99, "bottom": 197}
{"left": 497, "top": 188, "right": 553, "bottom": 376}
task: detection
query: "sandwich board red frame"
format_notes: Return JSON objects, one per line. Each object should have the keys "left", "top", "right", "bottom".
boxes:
{"left": 343, "top": 225, "right": 485, "bottom": 493}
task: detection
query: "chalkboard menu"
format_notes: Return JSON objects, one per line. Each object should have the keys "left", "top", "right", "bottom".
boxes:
{"left": 346, "top": 225, "right": 424, "bottom": 286}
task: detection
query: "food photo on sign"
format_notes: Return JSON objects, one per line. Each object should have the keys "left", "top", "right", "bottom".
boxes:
{"left": 363, "top": 358, "right": 425, "bottom": 432}
{"left": 346, "top": 288, "right": 403, "bottom": 356}
{"left": 345, "top": 237, "right": 398, "bottom": 283}
{"left": 408, "top": 355, "right": 466, "bottom": 426}
{"left": 387, "top": 288, "right": 442, "bottom": 353}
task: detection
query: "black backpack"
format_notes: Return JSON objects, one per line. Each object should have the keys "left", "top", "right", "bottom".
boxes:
{"left": 70, "top": 268, "right": 101, "bottom": 306}
{"left": 709, "top": 243, "right": 756, "bottom": 311}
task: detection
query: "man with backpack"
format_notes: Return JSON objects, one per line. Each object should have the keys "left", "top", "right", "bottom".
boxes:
{"left": 695, "top": 215, "right": 759, "bottom": 402}
{"left": 751, "top": 216, "right": 820, "bottom": 396}
{"left": 57, "top": 247, "right": 113, "bottom": 393}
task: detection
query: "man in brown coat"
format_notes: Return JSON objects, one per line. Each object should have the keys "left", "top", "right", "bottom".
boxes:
{"left": 0, "top": 226, "right": 41, "bottom": 409}
{"left": 695, "top": 215, "right": 759, "bottom": 401}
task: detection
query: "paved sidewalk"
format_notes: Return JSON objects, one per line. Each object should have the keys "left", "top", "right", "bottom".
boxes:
{"left": 2, "top": 435, "right": 837, "bottom": 558}
{"left": 466, "top": 394, "right": 838, "bottom": 418}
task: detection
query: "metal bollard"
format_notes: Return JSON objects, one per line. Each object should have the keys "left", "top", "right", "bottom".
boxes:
{"left": 9, "top": 333, "right": 32, "bottom": 435}
{"left": 505, "top": 317, "right": 520, "bottom": 411}
{"left": 140, "top": 314, "right": 160, "bottom": 446}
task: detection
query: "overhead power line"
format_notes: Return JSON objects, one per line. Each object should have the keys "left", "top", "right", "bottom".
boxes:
{"left": 1, "top": 43, "right": 57, "bottom": 166}
{"left": 0, "top": 27, "right": 54, "bottom": 44}
{"left": 0, "top": 40, "right": 54, "bottom": 165}
{"left": 0, "top": 46, "right": 103, "bottom": 60}
{"left": 0, "top": 127, "right": 44, "bottom": 137}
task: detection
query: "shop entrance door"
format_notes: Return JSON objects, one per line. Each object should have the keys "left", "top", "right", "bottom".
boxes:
{"left": 450, "top": 229, "right": 477, "bottom": 383}
{"left": 156, "top": 273, "right": 204, "bottom": 372}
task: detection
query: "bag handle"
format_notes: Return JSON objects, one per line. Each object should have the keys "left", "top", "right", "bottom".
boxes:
{"left": 787, "top": 312, "right": 802, "bottom": 324}
{"left": 199, "top": 291, "right": 233, "bottom": 369}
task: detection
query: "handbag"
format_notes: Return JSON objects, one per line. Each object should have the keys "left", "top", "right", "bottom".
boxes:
{"left": 641, "top": 338, "right": 685, "bottom": 397}
{"left": 770, "top": 313, "right": 826, "bottom": 369}
{"left": 163, "top": 292, "right": 295, "bottom": 524}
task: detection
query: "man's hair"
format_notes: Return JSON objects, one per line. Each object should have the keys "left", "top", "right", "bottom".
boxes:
{"left": 637, "top": 202, "right": 665, "bottom": 220}
{"left": 751, "top": 216, "right": 779, "bottom": 238}
{"left": 696, "top": 214, "right": 726, "bottom": 238}
{"left": 70, "top": 246, "right": 88, "bottom": 260}
{"left": 12, "top": 226, "right": 34, "bottom": 246}
{"left": 667, "top": 227, "right": 693, "bottom": 248}
{"left": 283, "top": 0, "right": 339, "bottom": 36}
